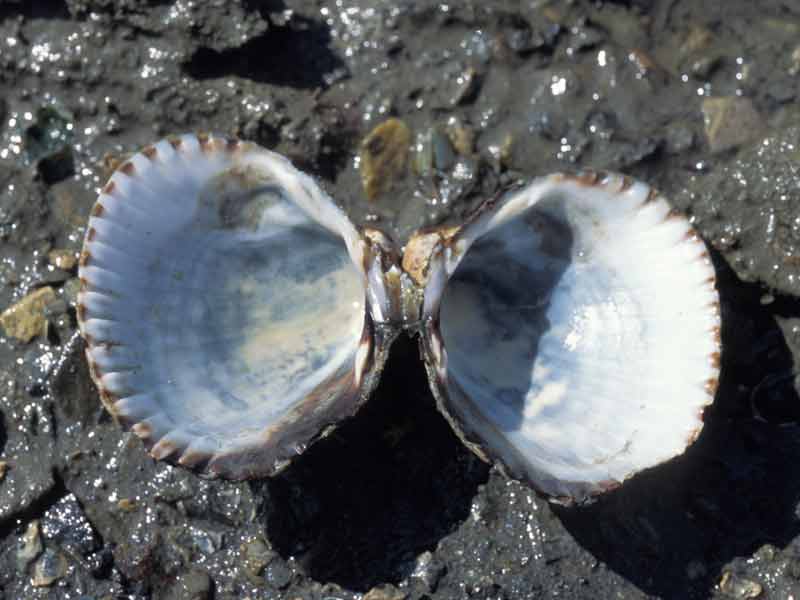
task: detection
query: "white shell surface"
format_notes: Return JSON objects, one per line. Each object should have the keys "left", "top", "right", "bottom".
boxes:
{"left": 79, "top": 134, "right": 367, "bottom": 474}
{"left": 433, "top": 173, "right": 720, "bottom": 501}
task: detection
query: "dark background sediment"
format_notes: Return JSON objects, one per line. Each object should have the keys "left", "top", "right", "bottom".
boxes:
{"left": 1, "top": 1, "right": 800, "bottom": 598}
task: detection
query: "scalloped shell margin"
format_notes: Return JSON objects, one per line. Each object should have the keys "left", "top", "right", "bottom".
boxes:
{"left": 420, "top": 169, "right": 721, "bottom": 505}
{"left": 77, "top": 133, "right": 386, "bottom": 479}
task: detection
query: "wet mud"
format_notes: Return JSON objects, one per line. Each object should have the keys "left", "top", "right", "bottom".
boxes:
{"left": 2, "top": 0, "right": 800, "bottom": 598}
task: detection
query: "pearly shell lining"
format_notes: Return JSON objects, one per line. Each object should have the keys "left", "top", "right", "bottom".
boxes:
{"left": 79, "top": 134, "right": 368, "bottom": 473}
{"left": 431, "top": 173, "right": 720, "bottom": 501}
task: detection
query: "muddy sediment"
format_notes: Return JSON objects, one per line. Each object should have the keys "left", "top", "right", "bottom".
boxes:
{"left": 2, "top": 1, "right": 800, "bottom": 598}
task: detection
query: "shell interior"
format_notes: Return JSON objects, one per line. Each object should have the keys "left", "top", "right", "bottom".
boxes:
{"left": 79, "top": 135, "right": 368, "bottom": 475}
{"left": 78, "top": 133, "right": 721, "bottom": 502}
{"left": 434, "top": 174, "right": 720, "bottom": 500}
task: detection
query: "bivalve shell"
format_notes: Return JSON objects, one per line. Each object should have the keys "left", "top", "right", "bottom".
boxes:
{"left": 78, "top": 135, "right": 721, "bottom": 504}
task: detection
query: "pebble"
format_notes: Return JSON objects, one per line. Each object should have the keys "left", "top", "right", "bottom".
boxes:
{"left": 17, "top": 520, "right": 44, "bottom": 572}
{"left": 412, "top": 122, "right": 469, "bottom": 176}
{"left": 0, "top": 286, "right": 57, "bottom": 342}
{"left": 363, "top": 584, "right": 407, "bottom": 600}
{"left": 31, "top": 549, "right": 67, "bottom": 587}
{"left": 165, "top": 570, "right": 213, "bottom": 600}
{"left": 412, "top": 129, "right": 433, "bottom": 177}
{"left": 445, "top": 116, "right": 476, "bottom": 155}
{"left": 38, "top": 266, "right": 74, "bottom": 286}
{"left": 701, "top": 97, "right": 764, "bottom": 154}
{"left": 359, "top": 118, "right": 412, "bottom": 201}
{"left": 48, "top": 249, "right": 78, "bottom": 271}
{"left": 487, "top": 133, "right": 514, "bottom": 169}
{"left": 450, "top": 66, "right": 481, "bottom": 105}
{"left": 37, "top": 146, "right": 75, "bottom": 185}
{"left": 117, "top": 498, "right": 137, "bottom": 512}
{"left": 242, "top": 536, "right": 276, "bottom": 581}
{"left": 431, "top": 127, "right": 456, "bottom": 171}
{"left": 719, "top": 572, "right": 763, "bottom": 598}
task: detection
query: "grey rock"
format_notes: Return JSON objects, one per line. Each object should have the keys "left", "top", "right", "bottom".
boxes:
{"left": 673, "top": 125, "right": 800, "bottom": 296}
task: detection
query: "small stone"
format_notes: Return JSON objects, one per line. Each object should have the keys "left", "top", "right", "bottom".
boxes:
{"left": 37, "top": 146, "right": 75, "bottom": 185}
{"left": 719, "top": 572, "right": 763, "bottom": 599}
{"left": 450, "top": 66, "right": 481, "bottom": 105}
{"left": 359, "top": 118, "right": 412, "bottom": 201}
{"left": 187, "top": 526, "right": 223, "bottom": 555}
{"left": 412, "top": 130, "right": 434, "bottom": 177}
{"left": 17, "top": 520, "right": 44, "bottom": 572}
{"left": 702, "top": 97, "right": 765, "bottom": 154}
{"left": 24, "top": 106, "right": 74, "bottom": 163}
{"left": 487, "top": 133, "right": 514, "bottom": 169}
{"left": 0, "top": 461, "right": 8, "bottom": 481}
{"left": 242, "top": 537, "right": 276, "bottom": 582}
{"left": 165, "top": 570, "right": 212, "bottom": 600}
{"left": 445, "top": 117, "right": 475, "bottom": 155}
{"left": 48, "top": 250, "right": 77, "bottom": 271}
{"left": 117, "top": 498, "right": 137, "bottom": 512}
{"left": 363, "top": 584, "right": 407, "bottom": 600}
{"left": 264, "top": 559, "right": 293, "bottom": 590}
{"left": 39, "top": 267, "right": 73, "bottom": 286}
{"left": 0, "top": 287, "right": 57, "bottom": 342}
{"left": 31, "top": 549, "right": 67, "bottom": 587}
{"left": 431, "top": 127, "right": 456, "bottom": 171}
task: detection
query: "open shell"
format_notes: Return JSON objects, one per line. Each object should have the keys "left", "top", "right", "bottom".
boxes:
{"left": 78, "top": 133, "right": 396, "bottom": 478}
{"left": 417, "top": 171, "right": 720, "bottom": 503}
{"left": 78, "top": 134, "right": 720, "bottom": 503}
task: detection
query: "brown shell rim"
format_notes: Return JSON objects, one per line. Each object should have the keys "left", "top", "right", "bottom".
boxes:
{"left": 77, "top": 132, "right": 396, "bottom": 479}
{"left": 418, "top": 169, "right": 722, "bottom": 505}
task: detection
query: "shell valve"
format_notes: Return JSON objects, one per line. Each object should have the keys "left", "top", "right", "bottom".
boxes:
{"left": 78, "top": 134, "right": 720, "bottom": 504}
